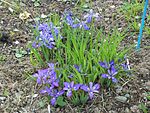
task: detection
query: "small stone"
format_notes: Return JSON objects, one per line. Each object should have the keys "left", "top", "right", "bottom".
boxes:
{"left": 32, "top": 94, "right": 38, "bottom": 98}
{"left": 145, "top": 81, "right": 150, "bottom": 90}
{"left": 105, "top": 18, "right": 109, "bottom": 21}
{"left": 130, "top": 105, "right": 140, "bottom": 113}
{"left": 116, "top": 86, "right": 123, "bottom": 94}
{"left": 118, "top": 28, "right": 122, "bottom": 31}
{"left": 115, "top": 96, "right": 127, "bottom": 103}
{"left": 125, "top": 108, "right": 131, "bottom": 113}
{"left": 41, "top": 14, "right": 47, "bottom": 19}
{"left": 0, "top": 96, "right": 6, "bottom": 101}
{"left": 13, "top": 28, "right": 19, "bottom": 32}
{"left": 132, "top": 90, "right": 137, "bottom": 94}
{"left": 8, "top": 7, "right": 14, "bottom": 13}
{"left": 98, "top": 8, "right": 102, "bottom": 12}
{"left": 110, "top": 5, "right": 115, "bottom": 9}
{"left": 94, "top": 107, "right": 99, "bottom": 113}
{"left": 14, "top": 41, "right": 20, "bottom": 45}
{"left": 125, "top": 94, "right": 130, "bottom": 98}
{"left": 109, "top": 110, "right": 117, "bottom": 113}
{"left": 145, "top": 81, "right": 150, "bottom": 87}
{"left": 56, "top": 108, "right": 60, "bottom": 112}
{"left": 147, "top": 101, "right": 150, "bottom": 107}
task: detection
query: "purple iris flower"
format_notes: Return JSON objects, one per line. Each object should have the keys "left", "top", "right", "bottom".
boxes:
{"left": 33, "top": 68, "right": 49, "bottom": 84}
{"left": 40, "top": 87, "right": 64, "bottom": 106}
{"left": 49, "top": 22, "right": 61, "bottom": 38}
{"left": 85, "top": 14, "right": 92, "bottom": 23}
{"left": 48, "top": 63, "right": 55, "bottom": 70}
{"left": 38, "top": 23, "right": 50, "bottom": 32}
{"left": 34, "top": 22, "right": 62, "bottom": 49}
{"left": 71, "top": 22, "right": 90, "bottom": 30}
{"left": 63, "top": 81, "right": 81, "bottom": 97}
{"left": 121, "top": 63, "right": 128, "bottom": 71}
{"left": 68, "top": 74, "right": 73, "bottom": 78}
{"left": 66, "top": 14, "right": 74, "bottom": 26}
{"left": 71, "top": 21, "right": 90, "bottom": 30}
{"left": 73, "top": 65, "right": 81, "bottom": 72}
{"left": 46, "top": 70, "right": 59, "bottom": 87}
{"left": 99, "top": 60, "right": 114, "bottom": 69}
{"left": 40, "top": 86, "right": 54, "bottom": 94}
{"left": 101, "top": 65, "right": 118, "bottom": 83}
{"left": 72, "top": 23, "right": 80, "bottom": 28}
{"left": 65, "top": 13, "right": 90, "bottom": 30}
{"left": 39, "top": 31, "right": 55, "bottom": 49}
{"left": 81, "top": 82, "right": 100, "bottom": 99}
{"left": 33, "top": 63, "right": 60, "bottom": 86}
{"left": 49, "top": 89, "right": 64, "bottom": 106}
{"left": 47, "top": 63, "right": 60, "bottom": 87}
{"left": 54, "top": 27, "right": 59, "bottom": 37}
{"left": 121, "top": 57, "right": 130, "bottom": 71}
{"left": 32, "top": 41, "right": 42, "bottom": 48}
{"left": 84, "top": 9, "right": 100, "bottom": 23}
{"left": 80, "top": 22, "right": 90, "bottom": 30}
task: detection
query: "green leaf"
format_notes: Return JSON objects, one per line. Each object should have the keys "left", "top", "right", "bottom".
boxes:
{"left": 56, "top": 96, "right": 66, "bottom": 107}
{"left": 138, "top": 103, "right": 148, "bottom": 113}
{"left": 0, "top": 54, "right": 6, "bottom": 61}
{"left": 146, "top": 92, "right": 150, "bottom": 100}
{"left": 38, "top": 100, "right": 46, "bottom": 108}
{"left": 34, "top": 2, "right": 40, "bottom": 7}
{"left": 71, "top": 96, "right": 80, "bottom": 105}
{"left": 20, "top": 50, "right": 27, "bottom": 55}
{"left": 15, "top": 53, "right": 23, "bottom": 58}
{"left": 3, "top": 88, "right": 9, "bottom": 96}
{"left": 147, "top": 96, "right": 150, "bottom": 100}
{"left": 80, "top": 95, "right": 88, "bottom": 104}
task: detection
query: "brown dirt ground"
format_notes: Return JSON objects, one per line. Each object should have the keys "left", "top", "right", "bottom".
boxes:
{"left": 0, "top": 0, "right": 149, "bottom": 113}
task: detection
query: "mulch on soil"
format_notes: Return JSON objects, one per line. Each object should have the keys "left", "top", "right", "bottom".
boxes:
{"left": 0, "top": 0, "right": 149, "bottom": 113}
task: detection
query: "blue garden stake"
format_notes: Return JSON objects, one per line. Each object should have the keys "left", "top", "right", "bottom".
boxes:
{"left": 136, "top": 0, "right": 149, "bottom": 50}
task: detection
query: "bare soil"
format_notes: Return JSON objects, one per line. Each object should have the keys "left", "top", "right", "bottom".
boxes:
{"left": 0, "top": 0, "right": 149, "bottom": 113}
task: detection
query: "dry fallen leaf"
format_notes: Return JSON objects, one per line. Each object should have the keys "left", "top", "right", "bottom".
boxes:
{"left": 19, "top": 11, "right": 31, "bottom": 20}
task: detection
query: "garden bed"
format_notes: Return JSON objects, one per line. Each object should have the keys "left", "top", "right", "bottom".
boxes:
{"left": 0, "top": 0, "right": 149, "bottom": 113}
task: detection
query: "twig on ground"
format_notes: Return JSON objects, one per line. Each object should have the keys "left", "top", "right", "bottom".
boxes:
{"left": 66, "top": 101, "right": 74, "bottom": 112}
{"left": 48, "top": 104, "right": 51, "bottom": 113}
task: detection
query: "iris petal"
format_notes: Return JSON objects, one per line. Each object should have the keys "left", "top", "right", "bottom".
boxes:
{"left": 110, "top": 65, "right": 117, "bottom": 76}
{"left": 93, "top": 84, "right": 100, "bottom": 90}
{"left": 109, "top": 60, "right": 114, "bottom": 66}
{"left": 101, "top": 74, "right": 109, "bottom": 78}
{"left": 82, "top": 23, "right": 90, "bottom": 30}
{"left": 67, "top": 90, "right": 72, "bottom": 97}
{"left": 89, "top": 82, "right": 93, "bottom": 89}
{"left": 73, "top": 84, "right": 80, "bottom": 91}
{"left": 112, "top": 77, "right": 118, "bottom": 83}
{"left": 51, "top": 97, "right": 56, "bottom": 106}
{"left": 81, "top": 85, "right": 89, "bottom": 92}
{"left": 57, "top": 90, "right": 64, "bottom": 97}
{"left": 64, "top": 82, "right": 70, "bottom": 89}
{"left": 89, "top": 91, "right": 94, "bottom": 99}
{"left": 86, "top": 15, "right": 92, "bottom": 23}
{"left": 99, "top": 61, "right": 108, "bottom": 68}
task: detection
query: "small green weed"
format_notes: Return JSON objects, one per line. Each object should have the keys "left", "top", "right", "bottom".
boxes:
{"left": 13, "top": 47, "right": 28, "bottom": 58}
{"left": 138, "top": 103, "right": 148, "bottom": 113}
{"left": 31, "top": 0, "right": 41, "bottom": 7}
{"left": 119, "top": 1, "right": 144, "bottom": 22}
{"left": 0, "top": 54, "right": 6, "bottom": 61}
